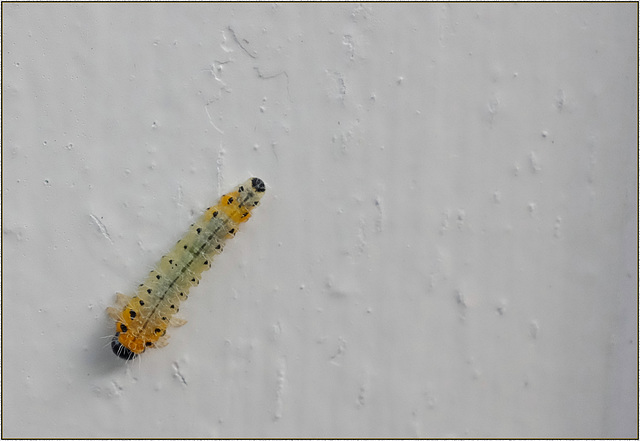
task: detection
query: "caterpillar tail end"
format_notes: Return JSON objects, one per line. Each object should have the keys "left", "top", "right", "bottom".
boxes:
{"left": 250, "top": 177, "right": 265, "bottom": 193}
{"left": 111, "top": 333, "right": 138, "bottom": 360}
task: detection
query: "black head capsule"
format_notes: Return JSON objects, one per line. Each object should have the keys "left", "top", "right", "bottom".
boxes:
{"left": 251, "top": 177, "right": 265, "bottom": 193}
{"left": 111, "top": 333, "right": 138, "bottom": 360}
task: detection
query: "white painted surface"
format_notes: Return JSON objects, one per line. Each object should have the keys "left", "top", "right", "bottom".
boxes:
{"left": 2, "top": 3, "right": 637, "bottom": 438}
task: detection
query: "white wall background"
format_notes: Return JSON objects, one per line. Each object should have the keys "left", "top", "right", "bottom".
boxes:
{"left": 2, "top": 3, "right": 637, "bottom": 438}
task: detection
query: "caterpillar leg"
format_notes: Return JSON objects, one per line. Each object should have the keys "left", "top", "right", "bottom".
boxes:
{"left": 106, "top": 293, "right": 131, "bottom": 321}
{"left": 169, "top": 316, "right": 188, "bottom": 327}
{"left": 155, "top": 335, "right": 170, "bottom": 348}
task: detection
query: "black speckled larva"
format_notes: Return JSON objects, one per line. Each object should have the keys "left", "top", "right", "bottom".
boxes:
{"left": 107, "top": 177, "right": 266, "bottom": 360}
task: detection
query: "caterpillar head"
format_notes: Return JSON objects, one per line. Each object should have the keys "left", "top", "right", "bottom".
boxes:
{"left": 218, "top": 177, "right": 266, "bottom": 224}
{"left": 237, "top": 177, "right": 266, "bottom": 208}
{"left": 111, "top": 332, "right": 139, "bottom": 360}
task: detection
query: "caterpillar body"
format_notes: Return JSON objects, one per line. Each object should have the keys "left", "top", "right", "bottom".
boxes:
{"left": 107, "top": 177, "right": 266, "bottom": 360}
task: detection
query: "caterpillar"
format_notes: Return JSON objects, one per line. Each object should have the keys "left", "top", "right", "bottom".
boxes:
{"left": 107, "top": 177, "right": 266, "bottom": 360}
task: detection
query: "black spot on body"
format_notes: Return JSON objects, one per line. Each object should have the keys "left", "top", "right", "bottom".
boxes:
{"left": 184, "top": 245, "right": 188, "bottom": 249}
{"left": 216, "top": 244, "right": 221, "bottom": 250}
{"left": 139, "top": 300, "right": 145, "bottom": 306}
{"left": 147, "top": 289, "right": 152, "bottom": 294}
{"left": 129, "top": 310, "right": 137, "bottom": 319}
{"left": 229, "top": 228, "right": 235, "bottom": 234}
{"left": 213, "top": 211, "right": 218, "bottom": 217}
{"left": 156, "top": 275, "right": 161, "bottom": 280}
{"left": 227, "top": 197, "right": 234, "bottom": 204}
{"left": 145, "top": 342, "right": 153, "bottom": 347}
{"left": 197, "top": 228, "right": 201, "bottom": 234}
{"left": 119, "top": 323, "right": 128, "bottom": 333}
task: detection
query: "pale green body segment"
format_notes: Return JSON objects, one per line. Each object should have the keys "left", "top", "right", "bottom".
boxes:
{"left": 136, "top": 210, "right": 233, "bottom": 317}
